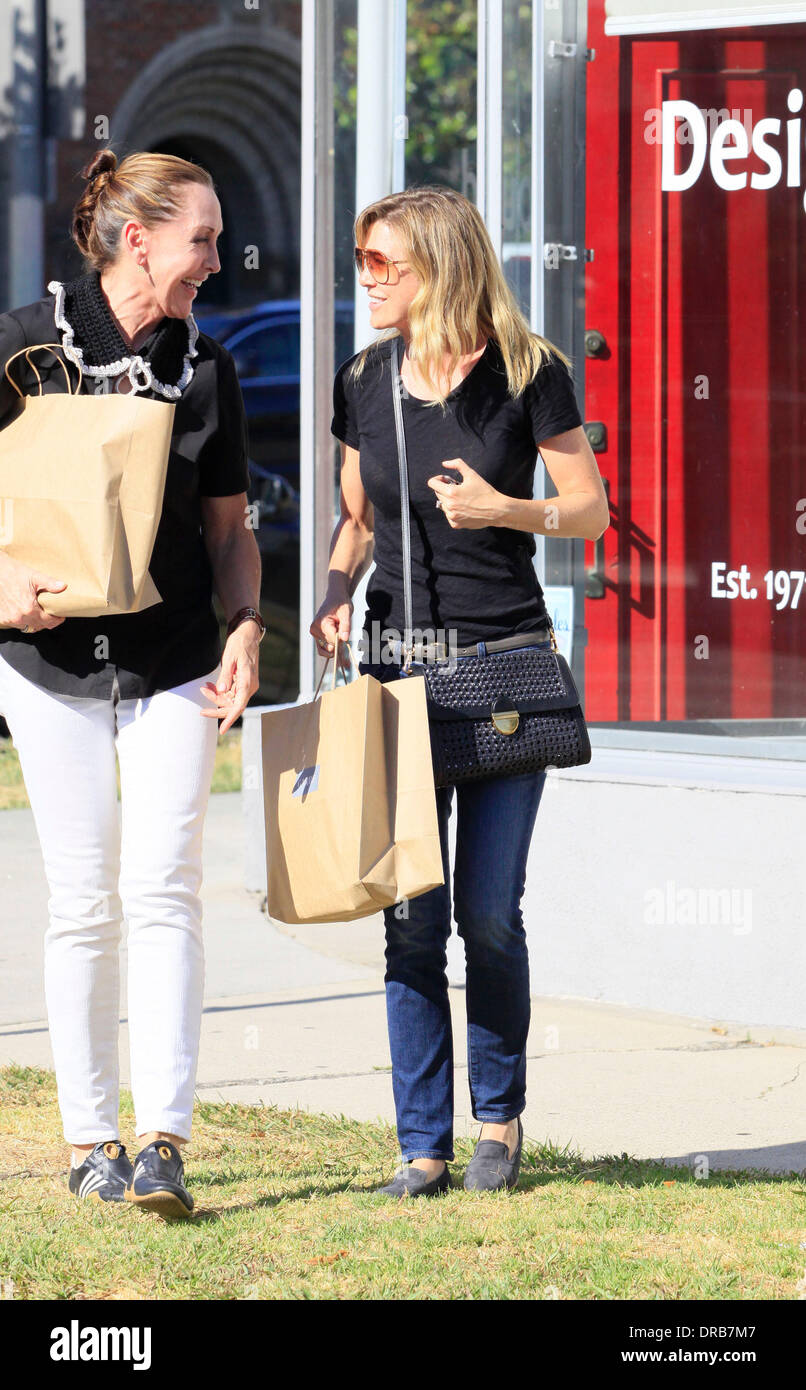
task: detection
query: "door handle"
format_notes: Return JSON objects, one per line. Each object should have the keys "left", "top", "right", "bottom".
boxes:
{"left": 585, "top": 477, "right": 610, "bottom": 599}
{"left": 584, "top": 420, "right": 607, "bottom": 452}
{"left": 585, "top": 328, "right": 608, "bottom": 358}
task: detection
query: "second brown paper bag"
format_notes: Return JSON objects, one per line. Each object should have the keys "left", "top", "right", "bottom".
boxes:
{"left": 261, "top": 666, "right": 444, "bottom": 925}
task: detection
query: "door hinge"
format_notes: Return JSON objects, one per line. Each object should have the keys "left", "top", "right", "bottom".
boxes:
{"left": 547, "top": 41, "right": 595, "bottom": 61}
{"left": 543, "top": 244, "right": 595, "bottom": 269}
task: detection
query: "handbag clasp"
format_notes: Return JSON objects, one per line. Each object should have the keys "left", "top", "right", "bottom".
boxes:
{"left": 491, "top": 697, "right": 520, "bottom": 735}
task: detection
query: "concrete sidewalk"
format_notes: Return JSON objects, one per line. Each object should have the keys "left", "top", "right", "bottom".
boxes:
{"left": 2, "top": 792, "right": 805, "bottom": 1173}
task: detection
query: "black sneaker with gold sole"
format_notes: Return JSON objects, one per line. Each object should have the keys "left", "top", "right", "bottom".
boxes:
{"left": 68, "top": 1140, "right": 133, "bottom": 1203}
{"left": 124, "top": 1139, "right": 194, "bottom": 1218}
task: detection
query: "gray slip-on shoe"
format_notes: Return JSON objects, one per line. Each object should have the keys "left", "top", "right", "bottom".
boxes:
{"left": 375, "top": 1163, "right": 451, "bottom": 1198}
{"left": 463, "top": 1116, "right": 524, "bottom": 1192}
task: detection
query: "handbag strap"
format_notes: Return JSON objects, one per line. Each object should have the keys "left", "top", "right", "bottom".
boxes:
{"left": 391, "top": 333, "right": 559, "bottom": 661}
{"left": 4, "top": 342, "right": 80, "bottom": 398}
{"left": 390, "top": 335, "right": 415, "bottom": 668}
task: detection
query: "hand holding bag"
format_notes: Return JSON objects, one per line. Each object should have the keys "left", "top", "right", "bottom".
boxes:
{"left": 0, "top": 342, "right": 175, "bottom": 618}
{"left": 391, "top": 335, "right": 591, "bottom": 786}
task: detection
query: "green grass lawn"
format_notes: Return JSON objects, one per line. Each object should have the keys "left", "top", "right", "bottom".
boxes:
{"left": 0, "top": 730, "right": 242, "bottom": 809}
{"left": 0, "top": 738, "right": 26, "bottom": 811}
{"left": 0, "top": 1066, "right": 804, "bottom": 1300}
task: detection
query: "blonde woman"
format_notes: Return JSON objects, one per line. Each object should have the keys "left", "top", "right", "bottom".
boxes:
{"left": 0, "top": 149, "right": 262, "bottom": 1216}
{"left": 313, "top": 186, "right": 608, "bottom": 1196}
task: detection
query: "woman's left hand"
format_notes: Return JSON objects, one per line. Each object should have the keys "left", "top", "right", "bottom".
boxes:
{"left": 199, "top": 625, "right": 262, "bottom": 735}
{"left": 426, "top": 458, "right": 504, "bottom": 529}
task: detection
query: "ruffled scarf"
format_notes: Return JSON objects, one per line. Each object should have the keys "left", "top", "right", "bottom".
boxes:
{"left": 47, "top": 267, "right": 199, "bottom": 399}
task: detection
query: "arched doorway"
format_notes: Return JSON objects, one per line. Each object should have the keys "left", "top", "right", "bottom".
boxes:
{"left": 109, "top": 22, "right": 301, "bottom": 308}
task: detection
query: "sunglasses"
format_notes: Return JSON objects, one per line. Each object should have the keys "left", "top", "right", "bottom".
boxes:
{"left": 353, "top": 246, "right": 408, "bottom": 283}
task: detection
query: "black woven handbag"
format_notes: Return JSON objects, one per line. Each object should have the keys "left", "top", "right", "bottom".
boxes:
{"left": 390, "top": 336, "right": 591, "bottom": 787}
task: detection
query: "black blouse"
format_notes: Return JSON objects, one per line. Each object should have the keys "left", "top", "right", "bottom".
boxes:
{"left": 331, "top": 335, "right": 583, "bottom": 647}
{"left": 0, "top": 288, "right": 251, "bottom": 699}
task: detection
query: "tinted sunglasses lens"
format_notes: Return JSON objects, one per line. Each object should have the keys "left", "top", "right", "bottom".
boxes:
{"left": 355, "top": 247, "right": 390, "bottom": 282}
{"left": 368, "top": 251, "right": 390, "bottom": 282}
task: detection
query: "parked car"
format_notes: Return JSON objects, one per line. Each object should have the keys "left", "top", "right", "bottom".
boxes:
{"left": 195, "top": 300, "right": 354, "bottom": 704}
{"left": 195, "top": 299, "right": 355, "bottom": 490}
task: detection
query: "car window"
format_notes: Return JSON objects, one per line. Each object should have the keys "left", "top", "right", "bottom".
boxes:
{"left": 230, "top": 321, "right": 300, "bottom": 379}
{"left": 335, "top": 318, "right": 354, "bottom": 367}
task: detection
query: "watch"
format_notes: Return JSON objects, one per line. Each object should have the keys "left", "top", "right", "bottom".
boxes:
{"left": 226, "top": 606, "right": 266, "bottom": 641}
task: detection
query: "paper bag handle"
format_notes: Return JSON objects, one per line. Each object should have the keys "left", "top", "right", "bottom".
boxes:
{"left": 4, "top": 342, "right": 81, "bottom": 398}
{"left": 313, "top": 633, "right": 355, "bottom": 699}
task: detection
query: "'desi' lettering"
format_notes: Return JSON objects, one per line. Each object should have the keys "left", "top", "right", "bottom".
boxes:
{"left": 662, "top": 89, "right": 806, "bottom": 208}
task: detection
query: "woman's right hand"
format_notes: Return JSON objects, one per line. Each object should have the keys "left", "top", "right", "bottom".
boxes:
{"left": 310, "top": 594, "right": 353, "bottom": 656}
{"left": 0, "top": 553, "right": 67, "bottom": 631}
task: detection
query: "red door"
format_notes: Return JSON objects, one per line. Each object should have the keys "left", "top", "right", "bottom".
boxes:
{"left": 584, "top": 7, "right": 806, "bottom": 723}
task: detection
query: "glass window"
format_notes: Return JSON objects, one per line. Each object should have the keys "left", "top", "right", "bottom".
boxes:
{"left": 335, "top": 314, "right": 355, "bottom": 369}
{"left": 584, "top": 5, "right": 806, "bottom": 749}
{"left": 403, "top": 1, "right": 477, "bottom": 194}
{"left": 228, "top": 322, "right": 301, "bottom": 380}
{"left": 334, "top": 0, "right": 359, "bottom": 526}
{"left": 501, "top": 0, "right": 533, "bottom": 316}
{"left": 334, "top": 0, "right": 359, "bottom": 327}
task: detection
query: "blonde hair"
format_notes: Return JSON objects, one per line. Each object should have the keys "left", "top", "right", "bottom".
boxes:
{"left": 71, "top": 147, "right": 215, "bottom": 272}
{"left": 351, "top": 185, "right": 573, "bottom": 405}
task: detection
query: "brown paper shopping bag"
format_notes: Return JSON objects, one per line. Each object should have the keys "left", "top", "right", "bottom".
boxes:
{"left": 261, "top": 640, "right": 445, "bottom": 924}
{"left": 0, "top": 343, "right": 175, "bottom": 618}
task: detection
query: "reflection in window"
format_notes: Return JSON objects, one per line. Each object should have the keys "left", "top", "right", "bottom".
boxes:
{"left": 229, "top": 322, "right": 301, "bottom": 380}
{"left": 404, "top": 1, "right": 477, "bottom": 195}
{"left": 502, "top": 0, "right": 533, "bottom": 316}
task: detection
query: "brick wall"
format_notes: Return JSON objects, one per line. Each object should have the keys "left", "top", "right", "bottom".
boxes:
{"left": 47, "top": 0, "right": 300, "bottom": 287}
{"left": 49, "top": 1, "right": 217, "bottom": 282}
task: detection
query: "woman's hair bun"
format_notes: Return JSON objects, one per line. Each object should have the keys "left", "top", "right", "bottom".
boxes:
{"left": 71, "top": 149, "right": 118, "bottom": 260}
{"left": 80, "top": 148, "right": 118, "bottom": 193}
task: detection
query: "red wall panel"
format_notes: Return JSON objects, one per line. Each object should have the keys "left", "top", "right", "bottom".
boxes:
{"left": 585, "top": 7, "right": 806, "bottom": 724}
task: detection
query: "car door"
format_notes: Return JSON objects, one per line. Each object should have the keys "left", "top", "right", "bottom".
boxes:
{"left": 225, "top": 316, "right": 301, "bottom": 483}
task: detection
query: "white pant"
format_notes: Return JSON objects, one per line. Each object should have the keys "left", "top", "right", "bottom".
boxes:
{"left": 0, "top": 651, "right": 221, "bottom": 1143}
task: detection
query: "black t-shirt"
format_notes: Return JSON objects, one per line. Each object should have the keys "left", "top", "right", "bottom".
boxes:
{"left": 0, "top": 291, "right": 250, "bottom": 699}
{"left": 331, "top": 334, "right": 583, "bottom": 647}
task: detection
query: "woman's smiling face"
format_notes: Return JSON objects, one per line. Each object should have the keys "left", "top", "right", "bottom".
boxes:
{"left": 122, "top": 183, "right": 223, "bottom": 319}
{"left": 357, "top": 220, "right": 420, "bottom": 335}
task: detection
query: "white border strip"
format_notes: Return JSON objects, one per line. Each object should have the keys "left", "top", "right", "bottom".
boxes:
{"left": 605, "top": 6, "right": 806, "bottom": 35}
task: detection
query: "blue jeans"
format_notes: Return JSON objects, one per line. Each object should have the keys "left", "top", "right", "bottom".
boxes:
{"left": 358, "top": 640, "right": 550, "bottom": 1162}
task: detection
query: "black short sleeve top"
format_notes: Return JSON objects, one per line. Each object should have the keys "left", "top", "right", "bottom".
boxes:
{"left": 0, "top": 290, "right": 251, "bottom": 699}
{"left": 331, "top": 335, "right": 583, "bottom": 647}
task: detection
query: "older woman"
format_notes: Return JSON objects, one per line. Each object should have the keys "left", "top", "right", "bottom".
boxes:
{"left": 313, "top": 186, "right": 608, "bottom": 1197}
{"left": 0, "top": 148, "right": 263, "bottom": 1217}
